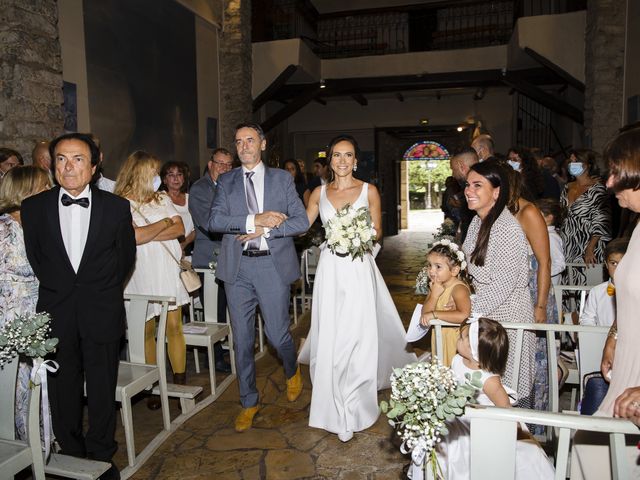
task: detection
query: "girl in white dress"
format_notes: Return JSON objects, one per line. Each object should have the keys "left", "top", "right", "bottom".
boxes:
{"left": 417, "top": 317, "right": 554, "bottom": 479}
{"left": 298, "top": 135, "right": 416, "bottom": 442}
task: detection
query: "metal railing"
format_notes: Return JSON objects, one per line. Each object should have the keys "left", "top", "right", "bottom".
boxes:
{"left": 252, "top": 0, "right": 586, "bottom": 59}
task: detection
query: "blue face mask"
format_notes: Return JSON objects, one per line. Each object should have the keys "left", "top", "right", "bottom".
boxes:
{"left": 507, "top": 160, "right": 521, "bottom": 172}
{"left": 568, "top": 162, "right": 585, "bottom": 177}
{"left": 152, "top": 175, "right": 162, "bottom": 191}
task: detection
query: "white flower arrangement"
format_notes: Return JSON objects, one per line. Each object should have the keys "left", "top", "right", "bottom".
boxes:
{"left": 415, "top": 266, "right": 430, "bottom": 295}
{"left": 325, "top": 203, "right": 377, "bottom": 261}
{"left": 0, "top": 312, "right": 58, "bottom": 366}
{"left": 432, "top": 239, "right": 467, "bottom": 271}
{"left": 380, "top": 359, "right": 480, "bottom": 478}
{"left": 432, "top": 218, "right": 457, "bottom": 243}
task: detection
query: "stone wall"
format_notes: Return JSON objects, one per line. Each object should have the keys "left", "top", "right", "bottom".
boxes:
{"left": 219, "top": 0, "right": 253, "bottom": 149}
{"left": 584, "top": 0, "right": 626, "bottom": 156}
{"left": 0, "top": 0, "right": 63, "bottom": 161}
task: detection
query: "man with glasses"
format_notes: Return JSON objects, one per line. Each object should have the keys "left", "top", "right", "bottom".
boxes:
{"left": 189, "top": 147, "right": 234, "bottom": 372}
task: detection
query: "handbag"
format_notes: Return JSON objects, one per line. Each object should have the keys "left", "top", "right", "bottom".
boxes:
{"left": 134, "top": 205, "right": 202, "bottom": 293}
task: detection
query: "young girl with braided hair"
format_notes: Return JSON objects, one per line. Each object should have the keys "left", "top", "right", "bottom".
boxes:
{"left": 420, "top": 240, "right": 472, "bottom": 366}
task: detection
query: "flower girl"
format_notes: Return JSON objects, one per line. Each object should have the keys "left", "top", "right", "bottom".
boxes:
{"left": 420, "top": 240, "right": 472, "bottom": 366}
{"left": 415, "top": 317, "right": 555, "bottom": 480}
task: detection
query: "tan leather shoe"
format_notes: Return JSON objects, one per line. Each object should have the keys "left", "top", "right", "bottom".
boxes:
{"left": 286, "top": 366, "right": 303, "bottom": 402}
{"left": 235, "top": 405, "right": 259, "bottom": 432}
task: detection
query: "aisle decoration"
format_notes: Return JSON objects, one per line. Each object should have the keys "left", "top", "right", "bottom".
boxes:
{"left": 0, "top": 312, "right": 58, "bottom": 365}
{"left": 380, "top": 359, "right": 481, "bottom": 478}
{"left": 415, "top": 267, "right": 430, "bottom": 295}
{"left": 431, "top": 218, "right": 456, "bottom": 244}
{"left": 325, "top": 203, "right": 376, "bottom": 261}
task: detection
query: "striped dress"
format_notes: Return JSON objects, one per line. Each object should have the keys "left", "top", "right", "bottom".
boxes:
{"left": 559, "top": 182, "right": 611, "bottom": 284}
{"left": 463, "top": 208, "right": 536, "bottom": 408}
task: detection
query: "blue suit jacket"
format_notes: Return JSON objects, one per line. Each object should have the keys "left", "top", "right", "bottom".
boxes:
{"left": 208, "top": 165, "right": 309, "bottom": 285}
{"left": 189, "top": 174, "right": 222, "bottom": 269}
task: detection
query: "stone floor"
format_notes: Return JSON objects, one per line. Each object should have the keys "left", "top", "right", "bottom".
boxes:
{"left": 109, "top": 229, "right": 436, "bottom": 480}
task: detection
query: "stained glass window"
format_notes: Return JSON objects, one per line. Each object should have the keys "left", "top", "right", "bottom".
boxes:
{"left": 402, "top": 141, "right": 450, "bottom": 161}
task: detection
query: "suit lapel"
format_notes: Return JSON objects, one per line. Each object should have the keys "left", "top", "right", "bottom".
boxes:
{"left": 77, "top": 185, "right": 103, "bottom": 274}
{"left": 46, "top": 187, "right": 75, "bottom": 273}
{"left": 233, "top": 168, "right": 250, "bottom": 215}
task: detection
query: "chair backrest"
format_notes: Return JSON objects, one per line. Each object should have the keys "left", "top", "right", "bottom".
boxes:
{"left": 565, "top": 262, "right": 605, "bottom": 286}
{"left": 466, "top": 405, "right": 637, "bottom": 480}
{"left": 0, "top": 355, "right": 19, "bottom": 440}
{"left": 430, "top": 320, "right": 609, "bottom": 415}
{"left": 553, "top": 284, "right": 590, "bottom": 322}
{"left": 124, "top": 294, "right": 174, "bottom": 365}
{"left": 301, "top": 246, "right": 321, "bottom": 285}
{"left": 577, "top": 329, "right": 609, "bottom": 399}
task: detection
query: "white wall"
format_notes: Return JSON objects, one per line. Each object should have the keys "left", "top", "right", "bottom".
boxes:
{"left": 287, "top": 88, "right": 513, "bottom": 158}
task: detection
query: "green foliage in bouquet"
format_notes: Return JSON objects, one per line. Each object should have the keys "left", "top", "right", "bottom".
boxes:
{"left": 325, "top": 203, "right": 376, "bottom": 261}
{"left": 380, "top": 360, "right": 481, "bottom": 479}
{"left": 0, "top": 312, "right": 58, "bottom": 365}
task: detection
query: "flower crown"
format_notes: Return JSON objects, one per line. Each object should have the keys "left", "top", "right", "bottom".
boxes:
{"left": 431, "top": 239, "right": 467, "bottom": 271}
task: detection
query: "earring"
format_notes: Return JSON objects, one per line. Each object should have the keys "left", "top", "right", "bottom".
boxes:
{"left": 353, "top": 164, "right": 358, "bottom": 172}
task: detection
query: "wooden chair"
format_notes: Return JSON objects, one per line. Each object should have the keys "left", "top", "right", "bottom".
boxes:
{"left": 119, "top": 294, "right": 173, "bottom": 469}
{"left": 0, "top": 355, "right": 44, "bottom": 480}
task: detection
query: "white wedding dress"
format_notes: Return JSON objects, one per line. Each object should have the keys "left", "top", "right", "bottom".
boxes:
{"left": 298, "top": 183, "right": 417, "bottom": 436}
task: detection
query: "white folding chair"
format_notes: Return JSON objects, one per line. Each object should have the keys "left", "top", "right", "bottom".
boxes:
{"left": 0, "top": 355, "right": 44, "bottom": 480}
{"left": 183, "top": 284, "right": 236, "bottom": 400}
{"left": 118, "top": 294, "right": 173, "bottom": 468}
{"left": 466, "top": 405, "right": 637, "bottom": 480}
{"left": 576, "top": 329, "right": 609, "bottom": 401}
{"left": 295, "top": 246, "right": 320, "bottom": 317}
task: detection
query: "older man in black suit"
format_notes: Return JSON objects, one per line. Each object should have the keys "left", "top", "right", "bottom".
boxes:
{"left": 22, "top": 133, "right": 136, "bottom": 480}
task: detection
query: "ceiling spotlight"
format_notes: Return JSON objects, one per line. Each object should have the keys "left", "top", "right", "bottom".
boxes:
{"left": 419, "top": 118, "right": 429, "bottom": 125}
{"left": 457, "top": 126, "right": 464, "bottom": 132}
{"left": 319, "top": 79, "right": 326, "bottom": 89}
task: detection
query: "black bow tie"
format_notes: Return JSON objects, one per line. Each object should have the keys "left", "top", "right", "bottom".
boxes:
{"left": 61, "top": 193, "right": 90, "bottom": 208}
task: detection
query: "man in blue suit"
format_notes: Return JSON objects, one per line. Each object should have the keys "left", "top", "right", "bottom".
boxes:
{"left": 209, "top": 123, "right": 309, "bottom": 431}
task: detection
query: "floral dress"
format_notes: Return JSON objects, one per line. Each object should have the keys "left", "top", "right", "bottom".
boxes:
{"left": 0, "top": 214, "right": 39, "bottom": 440}
{"left": 528, "top": 254, "right": 559, "bottom": 435}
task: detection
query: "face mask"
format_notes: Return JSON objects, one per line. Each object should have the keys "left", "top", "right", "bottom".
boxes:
{"left": 507, "top": 160, "right": 521, "bottom": 172}
{"left": 152, "top": 175, "right": 161, "bottom": 191}
{"left": 568, "top": 162, "right": 585, "bottom": 177}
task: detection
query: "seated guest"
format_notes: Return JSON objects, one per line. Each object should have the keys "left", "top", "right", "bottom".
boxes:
{"left": 89, "top": 135, "right": 116, "bottom": 192}
{"left": 579, "top": 238, "right": 628, "bottom": 327}
{"left": 0, "top": 166, "right": 52, "bottom": 441}
{"left": 0, "top": 148, "right": 23, "bottom": 181}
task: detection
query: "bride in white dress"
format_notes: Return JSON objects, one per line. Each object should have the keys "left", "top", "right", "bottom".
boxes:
{"left": 298, "top": 135, "right": 417, "bottom": 442}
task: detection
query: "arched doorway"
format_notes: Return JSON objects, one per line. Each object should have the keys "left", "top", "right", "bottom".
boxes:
{"left": 401, "top": 140, "right": 451, "bottom": 231}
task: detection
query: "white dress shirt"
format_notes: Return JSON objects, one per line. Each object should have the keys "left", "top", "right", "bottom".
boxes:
{"left": 243, "top": 162, "right": 269, "bottom": 250}
{"left": 59, "top": 185, "right": 92, "bottom": 272}
{"left": 548, "top": 226, "right": 566, "bottom": 285}
{"left": 579, "top": 281, "right": 616, "bottom": 327}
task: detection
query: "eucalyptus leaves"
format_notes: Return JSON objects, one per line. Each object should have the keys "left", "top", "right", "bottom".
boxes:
{"left": 380, "top": 360, "right": 481, "bottom": 478}
{"left": 0, "top": 312, "right": 58, "bottom": 366}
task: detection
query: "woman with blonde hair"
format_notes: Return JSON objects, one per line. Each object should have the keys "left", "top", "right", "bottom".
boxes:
{"left": 0, "top": 166, "right": 51, "bottom": 440}
{"left": 115, "top": 151, "right": 189, "bottom": 407}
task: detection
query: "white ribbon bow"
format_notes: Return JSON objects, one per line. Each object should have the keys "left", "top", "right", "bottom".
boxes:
{"left": 30, "top": 358, "right": 59, "bottom": 460}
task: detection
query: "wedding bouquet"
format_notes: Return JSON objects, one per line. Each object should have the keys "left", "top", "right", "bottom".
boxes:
{"left": 0, "top": 312, "right": 58, "bottom": 366}
{"left": 380, "top": 359, "right": 480, "bottom": 478}
{"left": 415, "top": 266, "right": 430, "bottom": 295}
{"left": 325, "top": 203, "right": 376, "bottom": 261}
